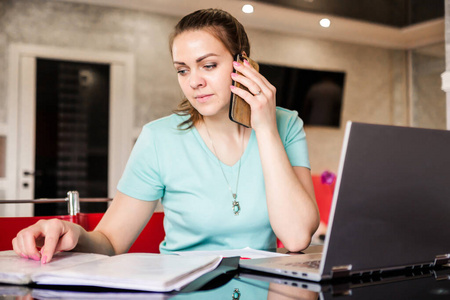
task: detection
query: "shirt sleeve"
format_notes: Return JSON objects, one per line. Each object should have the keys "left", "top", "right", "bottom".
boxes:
{"left": 117, "top": 125, "right": 164, "bottom": 201}
{"left": 276, "top": 108, "right": 311, "bottom": 169}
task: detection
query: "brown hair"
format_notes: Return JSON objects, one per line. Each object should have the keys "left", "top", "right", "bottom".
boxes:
{"left": 170, "top": 8, "right": 251, "bottom": 129}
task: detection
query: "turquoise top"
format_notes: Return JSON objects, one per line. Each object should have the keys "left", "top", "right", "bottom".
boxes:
{"left": 117, "top": 107, "right": 310, "bottom": 254}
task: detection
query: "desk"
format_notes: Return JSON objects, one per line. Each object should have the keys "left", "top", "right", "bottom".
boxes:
{"left": 1, "top": 267, "right": 449, "bottom": 299}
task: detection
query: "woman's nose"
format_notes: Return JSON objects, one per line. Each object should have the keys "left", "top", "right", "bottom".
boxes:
{"left": 189, "top": 71, "right": 205, "bottom": 89}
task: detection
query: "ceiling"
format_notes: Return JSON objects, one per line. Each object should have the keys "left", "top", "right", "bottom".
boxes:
{"left": 61, "top": 0, "right": 445, "bottom": 50}
{"left": 253, "top": 0, "right": 444, "bottom": 28}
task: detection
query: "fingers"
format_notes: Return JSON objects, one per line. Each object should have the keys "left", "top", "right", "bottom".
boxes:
{"left": 231, "top": 59, "right": 278, "bottom": 131}
{"left": 13, "top": 221, "right": 46, "bottom": 261}
{"left": 39, "top": 219, "right": 73, "bottom": 264}
{"left": 12, "top": 219, "right": 78, "bottom": 264}
{"left": 231, "top": 60, "right": 275, "bottom": 105}
{"left": 231, "top": 72, "right": 261, "bottom": 100}
{"left": 232, "top": 61, "right": 260, "bottom": 95}
{"left": 234, "top": 59, "right": 274, "bottom": 94}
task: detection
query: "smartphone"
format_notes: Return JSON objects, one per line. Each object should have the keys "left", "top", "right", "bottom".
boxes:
{"left": 229, "top": 54, "right": 260, "bottom": 128}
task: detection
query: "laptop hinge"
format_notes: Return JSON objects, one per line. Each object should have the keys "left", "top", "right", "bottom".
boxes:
{"left": 331, "top": 264, "right": 352, "bottom": 279}
{"left": 434, "top": 254, "right": 450, "bottom": 267}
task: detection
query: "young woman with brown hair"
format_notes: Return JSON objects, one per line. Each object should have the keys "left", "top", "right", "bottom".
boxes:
{"left": 13, "top": 8, "right": 319, "bottom": 264}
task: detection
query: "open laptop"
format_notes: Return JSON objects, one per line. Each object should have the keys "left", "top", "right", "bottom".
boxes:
{"left": 240, "top": 121, "right": 450, "bottom": 281}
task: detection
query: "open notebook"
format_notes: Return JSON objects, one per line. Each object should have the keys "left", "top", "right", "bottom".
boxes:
{"left": 0, "top": 250, "right": 222, "bottom": 292}
{"left": 240, "top": 121, "right": 450, "bottom": 281}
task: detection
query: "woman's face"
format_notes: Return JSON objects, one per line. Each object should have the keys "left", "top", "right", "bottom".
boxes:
{"left": 172, "top": 29, "right": 234, "bottom": 119}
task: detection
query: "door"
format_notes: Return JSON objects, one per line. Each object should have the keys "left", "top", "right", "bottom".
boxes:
{"left": 8, "top": 44, "right": 134, "bottom": 217}
{"left": 32, "top": 59, "right": 110, "bottom": 216}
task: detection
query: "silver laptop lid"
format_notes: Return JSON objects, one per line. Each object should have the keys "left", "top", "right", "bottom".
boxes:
{"left": 321, "top": 122, "right": 450, "bottom": 279}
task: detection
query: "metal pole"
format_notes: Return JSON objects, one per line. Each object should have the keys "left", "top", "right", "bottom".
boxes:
{"left": 67, "top": 191, "right": 80, "bottom": 216}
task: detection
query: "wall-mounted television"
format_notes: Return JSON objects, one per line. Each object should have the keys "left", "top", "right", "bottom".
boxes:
{"left": 259, "top": 63, "right": 346, "bottom": 127}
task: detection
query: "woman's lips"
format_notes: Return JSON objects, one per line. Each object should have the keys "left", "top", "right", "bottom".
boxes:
{"left": 195, "top": 94, "right": 213, "bottom": 103}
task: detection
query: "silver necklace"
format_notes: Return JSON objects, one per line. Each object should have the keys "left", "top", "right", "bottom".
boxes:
{"left": 204, "top": 122, "right": 245, "bottom": 216}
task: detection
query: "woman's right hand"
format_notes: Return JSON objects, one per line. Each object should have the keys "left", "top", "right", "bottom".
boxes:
{"left": 12, "top": 219, "right": 82, "bottom": 264}
{"left": 11, "top": 192, "right": 158, "bottom": 264}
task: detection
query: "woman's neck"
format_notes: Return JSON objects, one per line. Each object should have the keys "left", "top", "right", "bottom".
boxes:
{"left": 196, "top": 115, "right": 250, "bottom": 166}
{"left": 202, "top": 117, "right": 240, "bottom": 136}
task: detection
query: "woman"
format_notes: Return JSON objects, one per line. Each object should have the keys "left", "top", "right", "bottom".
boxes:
{"left": 12, "top": 8, "right": 319, "bottom": 264}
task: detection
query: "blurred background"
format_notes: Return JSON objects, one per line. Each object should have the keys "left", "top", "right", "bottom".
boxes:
{"left": 0, "top": 0, "right": 447, "bottom": 216}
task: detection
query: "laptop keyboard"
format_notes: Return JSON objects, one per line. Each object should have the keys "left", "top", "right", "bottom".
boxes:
{"left": 285, "top": 259, "right": 321, "bottom": 270}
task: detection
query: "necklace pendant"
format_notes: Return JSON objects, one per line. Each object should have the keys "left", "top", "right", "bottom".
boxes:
{"left": 232, "top": 288, "right": 241, "bottom": 299}
{"left": 232, "top": 200, "right": 240, "bottom": 216}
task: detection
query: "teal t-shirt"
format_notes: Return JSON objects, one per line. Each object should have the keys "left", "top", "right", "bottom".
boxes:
{"left": 117, "top": 107, "right": 310, "bottom": 254}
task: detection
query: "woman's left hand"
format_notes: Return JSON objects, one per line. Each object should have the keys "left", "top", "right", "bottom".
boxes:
{"left": 230, "top": 59, "right": 277, "bottom": 132}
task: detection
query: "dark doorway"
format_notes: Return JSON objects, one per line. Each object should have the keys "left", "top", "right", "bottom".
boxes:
{"left": 34, "top": 59, "right": 110, "bottom": 216}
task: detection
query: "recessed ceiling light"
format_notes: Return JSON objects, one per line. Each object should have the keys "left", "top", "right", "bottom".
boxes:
{"left": 319, "top": 18, "right": 331, "bottom": 28}
{"left": 242, "top": 4, "right": 254, "bottom": 14}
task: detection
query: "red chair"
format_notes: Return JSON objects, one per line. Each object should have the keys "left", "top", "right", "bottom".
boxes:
{"left": 0, "top": 192, "right": 166, "bottom": 253}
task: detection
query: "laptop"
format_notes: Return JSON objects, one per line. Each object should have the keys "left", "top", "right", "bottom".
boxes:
{"left": 240, "top": 121, "right": 450, "bottom": 281}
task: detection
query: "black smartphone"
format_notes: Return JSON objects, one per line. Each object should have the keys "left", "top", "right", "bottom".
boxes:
{"left": 229, "top": 54, "right": 259, "bottom": 128}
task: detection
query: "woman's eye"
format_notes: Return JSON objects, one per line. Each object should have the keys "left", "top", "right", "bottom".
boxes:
{"left": 203, "top": 63, "right": 217, "bottom": 70}
{"left": 177, "top": 69, "right": 188, "bottom": 75}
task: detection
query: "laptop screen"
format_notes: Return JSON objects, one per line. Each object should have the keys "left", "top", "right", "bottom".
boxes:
{"left": 322, "top": 122, "right": 450, "bottom": 276}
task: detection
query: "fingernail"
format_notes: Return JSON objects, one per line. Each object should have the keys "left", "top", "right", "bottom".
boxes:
{"left": 233, "top": 61, "right": 240, "bottom": 67}
{"left": 230, "top": 85, "right": 236, "bottom": 90}
{"left": 41, "top": 255, "right": 47, "bottom": 265}
{"left": 20, "top": 253, "right": 28, "bottom": 259}
{"left": 244, "top": 59, "right": 250, "bottom": 66}
{"left": 231, "top": 72, "right": 237, "bottom": 78}
{"left": 31, "top": 254, "right": 40, "bottom": 261}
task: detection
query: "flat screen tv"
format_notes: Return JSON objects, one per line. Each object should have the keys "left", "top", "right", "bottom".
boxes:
{"left": 259, "top": 63, "right": 346, "bottom": 127}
